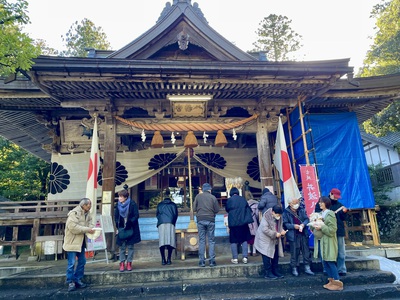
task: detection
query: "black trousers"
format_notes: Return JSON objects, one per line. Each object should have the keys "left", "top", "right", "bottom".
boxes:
{"left": 289, "top": 233, "right": 311, "bottom": 268}
{"left": 261, "top": 245, "right": 280, "bottom": 275}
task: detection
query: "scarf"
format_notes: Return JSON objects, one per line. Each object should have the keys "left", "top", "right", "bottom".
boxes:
{"left": 118, "top": 197, "right": 131, "bottom": 219}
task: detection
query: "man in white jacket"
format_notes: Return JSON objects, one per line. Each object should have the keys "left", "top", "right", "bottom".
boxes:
{"left": 63, "top": 198, "right": 95, "bottom": 292}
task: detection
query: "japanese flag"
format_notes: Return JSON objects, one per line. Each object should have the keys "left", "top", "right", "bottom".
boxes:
{"left": 273, "top": 117, "right": 301, "bottom": 208}
{"left": 86, "top": 117, "right": 100, "bottom": 221}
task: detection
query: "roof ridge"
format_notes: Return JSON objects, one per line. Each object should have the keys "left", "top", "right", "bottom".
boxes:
{"left": 157, "top": 0, "right": 207, "bottom": 24}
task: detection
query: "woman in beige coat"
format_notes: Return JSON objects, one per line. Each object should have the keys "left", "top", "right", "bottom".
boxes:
{"left": 254, "top": 205, "right": 286, "bottom": 279}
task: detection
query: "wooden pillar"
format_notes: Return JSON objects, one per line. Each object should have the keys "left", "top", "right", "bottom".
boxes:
{"left": 256, "top": 118, "right": 274, "bottom": 191}
{"left": 362, "top": 209, "right": 374, "bottom": 245}
{"left": 11, "top": 226, "right": 18, "bottom": 256}
{"left": 31, "top": 218, "right": 40, "bottom": 256}
{"left": 102, "top": 113, "right": 117, "bottom": 252}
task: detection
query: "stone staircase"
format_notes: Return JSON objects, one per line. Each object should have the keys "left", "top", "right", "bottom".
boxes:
{"left": 1, "top": 255, "right": 399, "bottom": 299}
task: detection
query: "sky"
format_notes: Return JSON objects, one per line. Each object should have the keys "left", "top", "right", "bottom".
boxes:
{"left": 24, "top": 0, "right": 379, "bottom": 73}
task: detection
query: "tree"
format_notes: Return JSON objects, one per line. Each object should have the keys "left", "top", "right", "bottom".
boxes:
{"left": 0, "top": 0, "right": 40, "bottom": 76}
{"left": 0, "top": 137, "right": 50, "bottom": 201}
{"left": 363, "top": 100, "right": 400, "bottom": 137}
{"left": 61, "top": 18, "right": 111, "bottom": 57}
{"left": 360, "top": 0, "right": 400, "bottom": 136}
{"left": 359, "top": 0, "right": 400, "bottom": 77}
{"left": 34, "top": 39, "right": 59, "bottom": 56}
{"left": 251, "top": 14, "right": 302, "bottom": 61}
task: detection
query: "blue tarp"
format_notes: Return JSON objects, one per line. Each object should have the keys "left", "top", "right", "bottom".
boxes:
{"left": 301, "top": 112, "right": 375, "bottom": 209}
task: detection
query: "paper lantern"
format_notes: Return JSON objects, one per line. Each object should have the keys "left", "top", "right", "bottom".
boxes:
{"left": 151, "top": 131, "right": 164, "bottom": 148}
{"left": 215, "top": 130, "right": 228, "bottom": 147}
{"left": 184, "top": 131, "right": 198, "bottom": 148}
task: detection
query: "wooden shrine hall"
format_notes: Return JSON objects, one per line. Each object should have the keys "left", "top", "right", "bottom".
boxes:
{"left": 1, "top": 0, "right": 400, "bottom": 254}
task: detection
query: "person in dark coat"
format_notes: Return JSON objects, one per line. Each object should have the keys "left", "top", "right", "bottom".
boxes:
{"left": 283, "top": 198, "right": 314, "bottom": 277}
{"left": 156, "top": 188, "right": 178, "bottom": 265}
{"left": 115, "top": 190, "right": 141, "bottom": 272}
{"left": 225, "top": 187, "right": 253, "bottom": 264}
{"left": 258, "top": 188, "right": 279, "bottom": 214}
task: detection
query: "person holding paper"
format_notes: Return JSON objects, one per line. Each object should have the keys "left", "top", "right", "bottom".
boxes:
{"left": 254, "top": 205, "right": 286, "bottom": 280}
{"left": 283, "top": 198, "right": 314, "bottom": 276}
{"left": 63, "top": 198, "right": 95, "bottom": 292}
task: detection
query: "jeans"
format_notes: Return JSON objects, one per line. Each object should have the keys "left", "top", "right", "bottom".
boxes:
{"left": 119, "top": 242, "right": 134, "bottom": 262}
{"left": 66, "top": 244, "right": 86, "bottom": 284}
{"left": 230, "top": 242, "right": 248, "bottom": 259}
{"left": 323, "top": 260, "right": 339, "bottom": 280}
{"left": 197, "top": 220, "right": 216, "bottom": 261}
{"left": 317, "top": 240, "right": 325, "bottom": 272}
{"left": 337, "top": 236, "right": 347, "bottom": 273}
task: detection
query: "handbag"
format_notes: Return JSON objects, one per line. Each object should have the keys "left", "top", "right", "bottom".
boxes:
{"left": 117, "top": 211, "right": 133, "bottom": 240}
{"left": 244, "top": 205, "right": 255, "bottom": 224}
{"left": 118, "top": 227, "right": 133, "bottom": 240}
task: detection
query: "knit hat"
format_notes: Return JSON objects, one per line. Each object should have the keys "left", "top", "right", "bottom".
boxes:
{"left": 202, "top": 183, "right": 212, "bottom": 192}
{"left": 262, "top": 187, "right": 270, "bottom": 194}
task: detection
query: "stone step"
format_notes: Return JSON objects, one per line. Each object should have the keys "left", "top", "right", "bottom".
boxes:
{"left": 0, "top": 270, "right": 397, "bottom": 299}
{"left": 0, "top": 256, "right": 382, "bottom": 289}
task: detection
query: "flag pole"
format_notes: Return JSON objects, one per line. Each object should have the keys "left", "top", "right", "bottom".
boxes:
{"left": 273, "top": 115, "right": 301, "bottom": 208}
{"left": 86, "top": 115, "right": 99, "bottom": 223}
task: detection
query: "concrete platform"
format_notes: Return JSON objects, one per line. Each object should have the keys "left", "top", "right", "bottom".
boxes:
{"left": 0, "top": 243, "right": 400, "bottom": 299}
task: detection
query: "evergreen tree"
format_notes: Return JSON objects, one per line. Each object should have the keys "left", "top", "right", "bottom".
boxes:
{"left": 251, "top": 14, "right": 302, "bottom": 61}
{"left": 61, "top": 18, "right": 111, "bottom": 57}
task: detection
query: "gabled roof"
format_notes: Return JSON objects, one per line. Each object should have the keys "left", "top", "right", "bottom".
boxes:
{"left": 108, "top": 0, "right": 256, "bottom": 61}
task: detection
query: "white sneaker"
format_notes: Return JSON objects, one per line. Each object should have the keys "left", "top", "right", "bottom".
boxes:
{"left": 242, "top": 257, "right": 248, "bottom": 264}
{"left": 231, "top": 258, "right": 238, "bottom": 264}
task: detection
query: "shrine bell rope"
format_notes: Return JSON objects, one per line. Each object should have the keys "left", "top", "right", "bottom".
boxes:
{"left": 114, "top": 114, "right": 258, "bottom": 131}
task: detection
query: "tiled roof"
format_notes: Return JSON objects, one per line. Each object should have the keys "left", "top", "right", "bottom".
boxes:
{"left": 361, "top": 131, "right": 400, "bottom": 148}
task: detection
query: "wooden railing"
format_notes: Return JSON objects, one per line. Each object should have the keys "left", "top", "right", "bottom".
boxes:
{"left": 0, "top": 200, "right": 101, "bottom": 257}
{"left": 374, "top": 162, "right": 400, "bottom": 187}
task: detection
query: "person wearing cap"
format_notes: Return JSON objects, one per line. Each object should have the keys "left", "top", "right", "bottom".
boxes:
{"left": 258, "top": 187, "right": 279, "bottom": 215}
{"left": 315, "top": 188, "right": 348, "bottom": 276}
{"left": 193, "top": 183, "right": 220, "bottom": 267}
